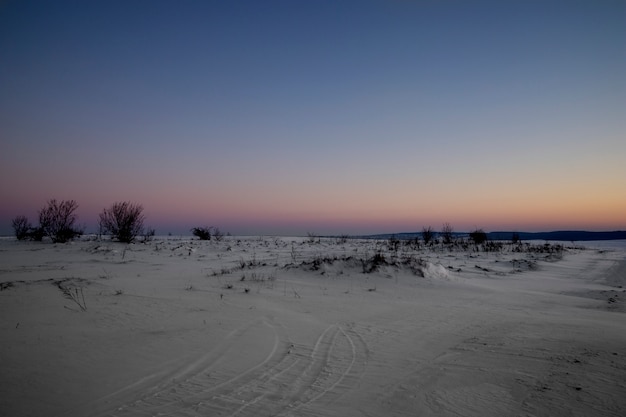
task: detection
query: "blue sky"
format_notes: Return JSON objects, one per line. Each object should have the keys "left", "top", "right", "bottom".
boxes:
{"left": 1, "top": 0, "right": 624, "bottom": 236}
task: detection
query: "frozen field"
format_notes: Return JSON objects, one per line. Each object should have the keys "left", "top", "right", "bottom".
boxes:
{"left": 1, "top": 236, "right": 625, "bottom": 416}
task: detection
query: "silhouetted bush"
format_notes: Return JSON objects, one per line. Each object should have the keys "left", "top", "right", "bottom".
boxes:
{"left": 191, "top": 226, "right": 224, "bottom": 241}
{"left": 441, "top": 223, "right": 454, "bottom": 245}
{"left": 213, "top": 227, "right": 224, "bottom": 242}
{"left": 191, "top": 226, "right": 212, "bottom": 240}
{"left": 469, "top": 229, "right": 488, "bottom": 244}
{"left": 421, "top": 226, "right": 435, "bottom": 245}
{"left": 306, "top": 232, "right": 319, "bottom": 243}
{"left": 28, "top": 226, "right": 46, "bottom": 242}
{"left": 11, "top": 215, "right": 31, "bottom": 240}
{"left": 336, "top": 234, "right": 350, "bottom": 244}
{"left": 484, "top": 241, "right": 505, "bottom": 252}
{"left": 99, "top": 201, "right": 145, "bottom": 243}
{"left": 362, "top": 252, "right": 387, "bottom": 273}
{"left": 141, "top": 227, "right": 155, "bottom": 243}
{"left": 387, "top": 235, "right": 400, "bottom": 252}
{"left": 404, "top": 237, "right": 420, "bottom": 250}
{"left": 38, "top": 199, "right": 83, "bottom": 243}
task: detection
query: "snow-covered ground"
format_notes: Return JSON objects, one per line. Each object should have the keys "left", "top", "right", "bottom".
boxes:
{"left": 1, "top": 236, "right": 625, "bottom": 417}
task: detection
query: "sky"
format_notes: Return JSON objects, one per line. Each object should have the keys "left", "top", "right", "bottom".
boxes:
{"left": 1, "top": 0, "right": 624, "bottom": 236}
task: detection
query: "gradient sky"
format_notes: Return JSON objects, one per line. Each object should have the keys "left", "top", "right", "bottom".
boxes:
{"left": 1, "top": 0, "right": 624, "bottom": 236}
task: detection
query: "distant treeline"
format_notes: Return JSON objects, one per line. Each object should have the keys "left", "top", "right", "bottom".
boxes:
{"left": 359, "top": 231, "right": 626, "bottom": 241}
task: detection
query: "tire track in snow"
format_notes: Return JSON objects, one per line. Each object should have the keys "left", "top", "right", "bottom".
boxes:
{"left": 275, "top": 323, "right": 369, "bottom": 417}
{"left": 94, "top": 321, "right": 369, "bottom": 416}
{"left": 186, "top": 323, "right": 366, "bottom": 416}
{"left": 92, "top": 317, "right": 281, "bottom": 416}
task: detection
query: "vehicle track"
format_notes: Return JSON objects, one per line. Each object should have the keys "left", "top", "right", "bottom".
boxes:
{"left": 92, "top": 320, "right": 368, "bottom": 416}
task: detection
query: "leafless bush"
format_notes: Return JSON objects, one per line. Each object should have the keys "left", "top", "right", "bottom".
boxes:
{"left": 29, "top": 226, "right": 46, "bottom": 241}
{"left": 213, "top": 227, "right": 224, "bottom": 242}
{"left": 405, "top": 236, "right": 420, "bottom": 250}
{"left": 362, "top": 252, "right": 387, "bottom": 273}
{"left": 99, "top": 201, "right": 145, "bottom": 243}
{"left": 441, "top": 223, "right": 454, "bottom": 245}
{"left": 421, "top": 226, "right": 435, "bottom": 245}
{"left": 336, "top": 234, "right": 350, "bottom": 244}
{"left": 141, "top": 227, "right": 155, "bottom": 243}
{"left": 469, "top": 228, "right": 488, "bottom": 244}
{"left": 192, "top": 226, "right": 211, "bottom": 240}
{"left": 191, "top": 226, "right": 224, "bottom": 242}
{"left": 387, "top": 235, "right": 400, "bottom": 252}
{"left": 483, "top": 241, "right": 505, "bottom": 252}
{"left": 306, "top": 232, "right": 319, "bottom": 243}
{"left": 11, "top": 215, "right": 31, "bottom": 240}
{"left": 39, "top": 199, "right": 83, "bottom": 243}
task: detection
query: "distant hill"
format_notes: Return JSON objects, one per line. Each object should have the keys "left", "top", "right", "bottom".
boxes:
{"left": 486, "top": 231, "right": 626, "bottom": 241}
{"left": 358, "top": 230, "right": 626, "bottom": 241}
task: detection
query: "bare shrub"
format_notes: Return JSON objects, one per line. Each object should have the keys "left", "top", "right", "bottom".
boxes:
{"left": 405, "top": 236, "right": 420, "bottom": 250}
{"left": 387, "top": 235, "right": 400, "bottom": 252}
{"left": 213, "top": 227, "right": 224, "bottom": 242}
{"left": 141, "top": 227, "right": 155, "bottom": 243}
{"left": 11, "top": 215, "right": 31, "bottom": 240}
{"left": 29, "top": 226, "right": 46, "bottom": 242}
{"left": 484, "top": 241, "right": 505, "bottom": 252}
{"left": 38, "top": 199, "right": 82, "bottom": 243}
{"left": 336, "top": 234, "right": 350, "bottom": 244}
{"left": 362, "top": 252, "right": 387, "bottom": 273}
{"left": 441, "top": 223, "right": 454, "bottom": 245}
{"left": 306, "top": 232, "right": 319, "bottom": 243}
{"left": 191, "top": 226, "right": 212, "bottom": 240}
{"left": 469, "top": 229, "right": 488, "bottom": 244}
{"left": 421, "top": 226, "right": 435, "bottom": 245}
{"left": 99, "top": 201, "right": 145, "bottom": 243}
